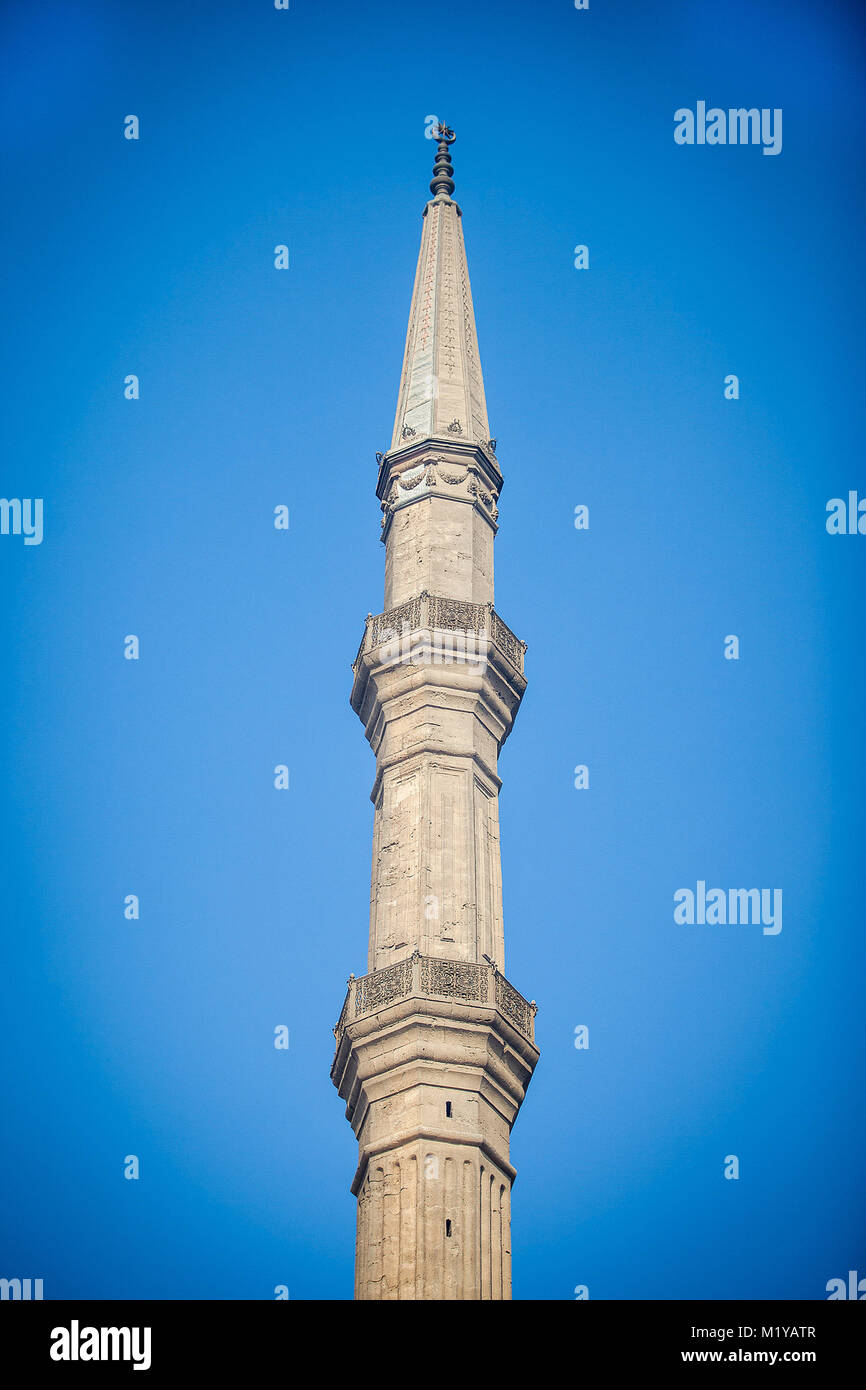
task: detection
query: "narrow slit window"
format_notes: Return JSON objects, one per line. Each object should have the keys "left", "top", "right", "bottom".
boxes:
{"left": 445, "top": 1219, "right": 452, "bottom": 1238}
{"left": 445, "top": 1101, "right": 452, "bottom": 1118}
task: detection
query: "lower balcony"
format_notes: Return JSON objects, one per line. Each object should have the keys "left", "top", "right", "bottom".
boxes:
{"left": 334, "top": 949, "right": 537, "bottom": 1048}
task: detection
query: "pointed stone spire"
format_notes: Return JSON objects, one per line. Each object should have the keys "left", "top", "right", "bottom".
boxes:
{"left": 390, "top": 125, "right": 491, "bottom": 451}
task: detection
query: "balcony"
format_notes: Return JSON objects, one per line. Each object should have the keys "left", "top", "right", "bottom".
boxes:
{"left": 334, "top": 950, "right": 537, "bottom": 1047}
{"left": 352, "top": 591, "right": 526, "bottom": 676}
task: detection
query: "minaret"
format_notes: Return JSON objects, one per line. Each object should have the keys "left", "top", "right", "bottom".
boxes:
{"left": 331, "top": 127, "right": 538, "bottom": 1301}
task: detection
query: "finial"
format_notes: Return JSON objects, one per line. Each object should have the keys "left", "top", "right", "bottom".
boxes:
{"left": 430, "top": 123, "right": 456, "bottom": 199}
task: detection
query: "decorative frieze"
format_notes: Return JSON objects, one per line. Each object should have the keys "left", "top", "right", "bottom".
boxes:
{"left": 378, "top": 454, "right": 500, "bottom": 532}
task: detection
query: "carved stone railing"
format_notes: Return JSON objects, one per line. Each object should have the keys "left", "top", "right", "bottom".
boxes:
{"left": 354, "top": 956, "right": 414, "bottom": 1014}
{"left": 353, "top": 591, "right": 526, "bottom": 675}
{"left": 495, "top": 974, "right": 536, "bottom": 1037}
{"left": 334, "top": 986, "right": 352, "bottom": 1038}
{"left": 334, "top": 950, "right": 537, "bottom": 1046}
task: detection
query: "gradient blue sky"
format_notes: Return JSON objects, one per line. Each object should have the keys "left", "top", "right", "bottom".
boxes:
{"left": 1, "top": 0, "right": 864, "bottom": 1300}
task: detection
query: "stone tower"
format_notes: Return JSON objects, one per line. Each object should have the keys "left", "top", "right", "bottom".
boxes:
{"left": 331, "top": 127, "right": 538, "bottom": 1301}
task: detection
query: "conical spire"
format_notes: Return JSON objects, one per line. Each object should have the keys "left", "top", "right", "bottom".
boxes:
{"left": 390, "top": 125, "right": 491, "bottom": 451}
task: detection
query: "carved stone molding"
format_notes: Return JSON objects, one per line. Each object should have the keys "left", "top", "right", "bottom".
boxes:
{"left": 378, "top": 456, "right": 500, "bottom": 534}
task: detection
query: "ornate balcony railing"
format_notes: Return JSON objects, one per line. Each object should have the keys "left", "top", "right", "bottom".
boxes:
{"left": 352, "top": 591, "right": 526, "bottom": 675}
{"left": 334, "top": 950, "right": 537, "bottom": 1046}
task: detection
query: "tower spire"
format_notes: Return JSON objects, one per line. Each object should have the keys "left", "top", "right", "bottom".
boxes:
{"left": 390, "top": 125, "right": 490, "bottom": 452}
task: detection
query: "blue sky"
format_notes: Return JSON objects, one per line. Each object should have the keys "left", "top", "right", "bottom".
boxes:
{"left": 1, "top": 0, "right": 864, "bottom": 1299}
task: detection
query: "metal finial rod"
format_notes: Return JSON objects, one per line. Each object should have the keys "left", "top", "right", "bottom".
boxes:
{"left": 430, "top": 123, "right": 456, "bottom": 198}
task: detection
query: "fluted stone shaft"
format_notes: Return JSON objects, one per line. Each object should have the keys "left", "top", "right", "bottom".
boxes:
{"left": 354, "top": 1146, "right": 512, "bottom": 1300}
